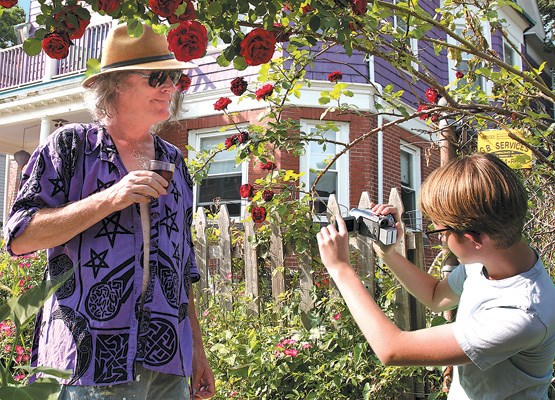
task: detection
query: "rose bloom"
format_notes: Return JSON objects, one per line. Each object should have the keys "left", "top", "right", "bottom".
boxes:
{"left": 236, "top": 131, "right": 249, "bottom": 144}
{"left": 255, "top": 84, "right": 274, "bottom": 100}
{"left": 261, "top": 190, "right": 274, "bottom": 202}
{"left": 168, "top": 21, "right": 208, "bottom": 62}
{"left": 455, "top": 70, "right": 465, "bottom": 79}
{"left": 54, "top": 5, "right": 90, "bottom": 40}
{"left": 240, "top": 28, "right": 277, "bottom": 66}
{"left": 251, "top": 206, "right": 267, "bottom": 223}
{"left": 224, "top": 136, "right": 236, "bottom": 149}
{"left": 417, "top": 104, "right": 429, "bottom": 120}
{"left": 168, "top": 0, "right": 197, "bottom": 23}
{"left": 350, "top": 0, "right": 367, "bottom": 15}
{"left": 176, "top": 74, "right": 192, "bottom": 92}
{"left": 149, "top": 0, "right": 181, "bottom": 17}
{"left": 259, "top": 161, "right": 276, "bottom": 170}
{"left": 328, "top": 71, "right": 343, "bottom": 83}
{"left": 230, "top": 77, "right": 248, "bottom": 96}
{"left": 42, "top": 32, "right": 71, "bottom": 60}
{"left": 214, "top": 97, "right": 232, "bottom": 111}
{"left": 302, "top": 4, "right": 312, "bottom": 13}
{"left": 239, "top": 183, "right": 254, "bottom": 198}
{"left": 97, "top": 0, "right": 119, "bottom": 14}
{"left": 425, "top": 87, "right": 439, "bottom": 103}
{"left": 0, "top": 0, "right": 17, "bottom": 7}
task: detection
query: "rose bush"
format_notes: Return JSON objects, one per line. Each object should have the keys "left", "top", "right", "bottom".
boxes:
{"left": 53, "top": 5, "right": 90, "bottom": 40}
{"left": 0, "top": 0, "right": 17, "bottom": 8}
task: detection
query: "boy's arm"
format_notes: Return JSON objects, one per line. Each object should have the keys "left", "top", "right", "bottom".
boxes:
{"left": 318, "top": 217, "right": 470, "bottom": 366}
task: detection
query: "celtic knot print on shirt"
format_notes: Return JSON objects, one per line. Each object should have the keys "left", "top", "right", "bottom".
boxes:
{"left": 51, "top": 305, "right": 93, "bottom": 384}
{"left": 157, "top": 250, "right": 180, "bottom": 309}
{"left": 85, "top": 257, "right": 135, "bottom": 321}
{"left": 143, "top": 318, "right": 178, "bottom": 367}
{"left": 49, "top": 254, "right": 75, "bottom": 299}
{"left": 94, "top": 334, "right": 129, "bottom": 384}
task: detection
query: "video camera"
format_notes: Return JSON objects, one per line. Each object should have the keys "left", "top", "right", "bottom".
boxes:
{"left": 340, "top": 208, "right": 397, "bottom": 245}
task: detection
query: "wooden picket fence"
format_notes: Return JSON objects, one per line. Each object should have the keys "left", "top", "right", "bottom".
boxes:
{"left": 192, "top": 187, "right": 427, "bottom": 332}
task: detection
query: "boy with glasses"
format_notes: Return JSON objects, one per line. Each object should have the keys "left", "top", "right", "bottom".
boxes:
{"left": 318, "top": 153, "right": 555, "bottom": 399}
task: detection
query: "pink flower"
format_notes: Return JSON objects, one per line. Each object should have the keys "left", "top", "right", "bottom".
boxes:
{"left": 226, "top": 272, "right": 233, "bottom": 280}
{"left": 328, "top": 71, "right": 343, "bottom": 83}
{"left": 202, "top": 309, "right": 210, "bottom": 317}
{"left": 229, "top": 390, "right": 238, "bottom": 397}
{"left": 14, "top": 374, "right": 26, "bottom": 381}
{"left": 214, "top": 97, "right": 232, "bottom": 111}
{"left": 333, "top": 312, "right": 342, "bottom": 320}
{"left": 302, "top": 342, "right": 312, "bottom": 349}
{"left": 255, "top": 84, "right": 274, "bottom": 100}
{"left": 283, "top": 348, "right": 299, "bottom": 357}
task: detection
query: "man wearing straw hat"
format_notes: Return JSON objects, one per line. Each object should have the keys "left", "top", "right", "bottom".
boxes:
{"left": 4, "top": 23, "right": 214, "bottom": 399}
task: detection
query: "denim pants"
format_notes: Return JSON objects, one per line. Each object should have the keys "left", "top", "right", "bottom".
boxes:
{"left": 57, "top": 364, "right": 190, "bottom": 400}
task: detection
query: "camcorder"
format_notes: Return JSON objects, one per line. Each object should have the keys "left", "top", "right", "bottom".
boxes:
{"left": 339, "top": 208, "right": 397, "bottom": 245}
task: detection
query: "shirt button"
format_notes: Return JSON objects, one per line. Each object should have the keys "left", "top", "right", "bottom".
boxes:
{"left": 151, "top": 212, "right": 160, "bottom": 219}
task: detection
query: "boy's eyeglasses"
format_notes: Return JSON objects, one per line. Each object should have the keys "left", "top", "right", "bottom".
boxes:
{"left": 424, "top": 227, "right": 454, "bottom": 245}
{"left": 128, "top": 70, "right": 182, "bottom": 88}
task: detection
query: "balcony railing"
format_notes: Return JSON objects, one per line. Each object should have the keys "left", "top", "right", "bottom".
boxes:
{"left": 0, "top": 21, "right": 112, "bottom": 92}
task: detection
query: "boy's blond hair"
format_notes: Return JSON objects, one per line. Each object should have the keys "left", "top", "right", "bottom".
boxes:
{"left": 419, "top": 153, "right": 527, "bottom": 248}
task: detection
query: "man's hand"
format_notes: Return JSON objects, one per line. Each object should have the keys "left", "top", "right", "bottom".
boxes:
{"left": 191, "top": 351, "right": 215, "bottom": 399}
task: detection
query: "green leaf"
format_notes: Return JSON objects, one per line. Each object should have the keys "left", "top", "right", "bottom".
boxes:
{"left": 0, "top": 269, "right": 73, "bottom": 327}
{"left": 233, "top": 56, "right": 248, "bottom": 70}
{"left": 0, "top": 378, "right": 61, "bottom": 400}
{"left": 22, "top": 38, "right": 42, "bottom": 56}
{"left": 309, "top": 15, "right": 321, "bottom": 32}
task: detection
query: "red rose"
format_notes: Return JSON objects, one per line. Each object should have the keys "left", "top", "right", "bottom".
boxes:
{"left": 230, "top": 77, "right": 248, "bottom": 96}
{"left": 350, "top": 0, "right": 367, "bottom": 15}
{"left": 430, "top": 114, "right": 439, "bottom": 123}
{"left": 425, "top": 87, "right": 439, "bottom": 103}
{"left": 251, "top": 206, "right": 267, "bottom": 223}
{"left": 302, "top": 4, "right": 312, "bottom": 13}
{"left": 236, "top": 131, "right": 249, "bottom": 144}
{"left": 261, "top": 190, "right": 274, "bottom": 202}
{"left": 54, "top": 5, "right": 91, "bottom": 40}
{"left": 168, "top": 0, "right": 197, "bottom": 23}
{"left": 455, "top": 71, "right": 464, "bottom": 79}
{"left": 328, "top": 71, "right": 343, "bottom": 83}
{"left": 272, "top": 23, "right": 291, "bottom": 43}
{"left": 176, "top": 74, "right": 192, "bottom": 91}
{"left": 417, "top": 104, "right": 429, "bottom": 120}
{"left": 149, "top": 0, "right": 181, "bottom": 17}
{"left": 168, "top": 21, "right": 208, "bottom": 62}
{"left": 240, "top": 28, "right": 277, "bottom": 67}
{"left": 224, "top": 136, "right": 236, "bottom": 149}
{"left": 42, "top": 31, "right": 71, "bottom": 60}
{"left": 0, "top": 0, "right": 17, "bottom": 7}
{"left": 214, "top": 97, "right": 232, "bottom": 111}
{"left": 259, "top": 161, "right": 276, "bottom": 170}
{"left": 239, "top": 183, "right": 254, "bottom": 198}
{"left": 97, "top": 0, "right": 120, "bottom": 14}
{"left": 255, "top": 84, "right": 274, "bottom": 101}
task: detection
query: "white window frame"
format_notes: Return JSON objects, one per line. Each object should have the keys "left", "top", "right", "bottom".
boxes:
{"left": 299, "top": 120, "right": 350, "bottom": 219}
{"left": 188, "top": 127, "right": 249, "bottom": 218}
{"left": 400, "top": 142, "right": 422, "bottom": 230}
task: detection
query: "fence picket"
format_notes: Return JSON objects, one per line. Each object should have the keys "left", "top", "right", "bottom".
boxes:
{"left": 244, "top": 219, "right": 260, "bottom": 315}
{"left": 270, "top": 218, "right": 286, "bottom": 303}
{"left": 218, "top": 205, "right": 233, "bottom": 310}
{"left": 193, "top": 207, "right": 209, "bottom": 307}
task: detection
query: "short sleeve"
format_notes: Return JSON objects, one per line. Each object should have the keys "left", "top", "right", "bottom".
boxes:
{"left": 454, "top": 307, "right": 546, "bottom": 371}
{"left": 447, "top": 264, "right": 466, "bottom": 296}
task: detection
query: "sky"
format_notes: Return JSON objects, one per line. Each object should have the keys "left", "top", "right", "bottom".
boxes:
{"left": 19, "top": 0, "right": 31, "bottom": 19}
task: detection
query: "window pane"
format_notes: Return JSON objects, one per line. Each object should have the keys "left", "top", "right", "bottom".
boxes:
{"left": 400, "top": 150, "right": 412, "bottom": 187}
{"left": 198, "top": 175, "right": 242, "bottom": 216}
{"left": 309, "top": 171, "right": 337, "bottom": 197}
{"left": 200, "top": 136, "right": 239, "bottom": 175}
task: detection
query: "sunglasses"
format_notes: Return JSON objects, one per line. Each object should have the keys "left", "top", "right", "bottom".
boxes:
{"left": 128, "top": 70, "right": 182, "bottom": 88}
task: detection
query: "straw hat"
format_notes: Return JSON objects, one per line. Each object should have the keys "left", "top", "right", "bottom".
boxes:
{"left": 82, "top": 23, "right": 195, "bottom": 88}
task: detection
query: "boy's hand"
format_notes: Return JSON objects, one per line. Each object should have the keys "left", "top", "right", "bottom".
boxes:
{"left": 317, "top": 215, "right": 352, "bottom": 274}
{"left": 370, "top": 204, "right": 402, "bottom": 257}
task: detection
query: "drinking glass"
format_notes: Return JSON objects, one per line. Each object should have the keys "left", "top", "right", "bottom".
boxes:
{"left": 148, "top": 160, "right": 175, "bottom": 183}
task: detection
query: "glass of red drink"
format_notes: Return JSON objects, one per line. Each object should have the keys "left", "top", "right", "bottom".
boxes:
{"left": 148, "top": 160, "right": 175, "bottom": 185}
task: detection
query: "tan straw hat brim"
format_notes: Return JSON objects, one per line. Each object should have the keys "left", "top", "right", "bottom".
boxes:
{"left": 82, "top": 23, "right": 195, "bottom": 88}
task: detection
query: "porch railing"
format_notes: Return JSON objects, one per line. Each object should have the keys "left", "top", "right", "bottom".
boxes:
{"left": 0, "top": 21, "right": 112, "bottom": 92}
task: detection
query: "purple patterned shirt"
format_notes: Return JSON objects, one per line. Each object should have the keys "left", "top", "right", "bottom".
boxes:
{"left": 4, "top": 123, "right": 200, "bottom": 386}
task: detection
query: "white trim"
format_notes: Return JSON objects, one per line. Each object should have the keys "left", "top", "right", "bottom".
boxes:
{"left": 400, "top": 141, "right": 422, "bottom": 229}
{"left": 299, "top": 119, "right": 350, "bottom": 218}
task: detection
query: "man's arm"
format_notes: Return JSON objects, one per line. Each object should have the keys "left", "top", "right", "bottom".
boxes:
{"left": 317, "top": 217, "right": 469, "bottom": 366}
{"left": 188, "top": 291, "right": 215, "bottom": 399}
{"left": 9, "top": 170, "right": 168, "bottom": 255}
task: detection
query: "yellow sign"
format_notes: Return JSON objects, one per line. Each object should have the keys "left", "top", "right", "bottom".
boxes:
{"left": 477, "top": 129, "right": 533, "bottom": 169}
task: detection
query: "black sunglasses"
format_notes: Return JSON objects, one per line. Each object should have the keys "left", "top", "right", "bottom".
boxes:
{"left": 424, "top": 227, "right": 454, "bottom": 244}
{"left": 129, "top": 70, "right": 182, "bottom": 88}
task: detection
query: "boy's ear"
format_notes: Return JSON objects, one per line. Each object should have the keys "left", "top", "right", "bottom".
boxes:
{"left": 463, "top": 231, "right": 483, "bottom": 249}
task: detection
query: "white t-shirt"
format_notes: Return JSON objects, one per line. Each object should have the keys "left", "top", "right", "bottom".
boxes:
{"left": 447, "top": 255, "right": 555, "bottom": 399}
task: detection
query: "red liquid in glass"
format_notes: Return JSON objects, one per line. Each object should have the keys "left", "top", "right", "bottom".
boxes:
{"left": 154, "top": 169, "right": 174, "bottom": 183}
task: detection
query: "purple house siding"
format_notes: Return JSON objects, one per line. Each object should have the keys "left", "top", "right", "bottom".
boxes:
{"left": 303, "top": 48, "right": 369, "bottom": 84}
